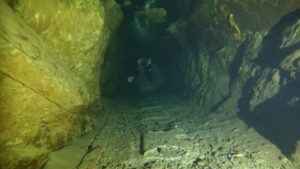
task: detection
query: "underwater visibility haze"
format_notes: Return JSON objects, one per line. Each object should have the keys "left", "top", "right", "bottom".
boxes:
{"left": 1, "top": 0, "right": 300, "bottom": 168}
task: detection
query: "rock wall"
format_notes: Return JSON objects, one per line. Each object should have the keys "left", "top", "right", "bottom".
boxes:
{"left": 169, "top": 0, "right": 300, "bottom": 111}
{"left": 170, "top": 0, "right": 300, "bottom": 53}
{"left": 168, "top": 0, "right": 300, "bottom": 166}
{"left": 0, "top": 0, "right": 122, "bottom": 168}
{"left": 237, "top": 11, "right": 300, "bottom": 166}
{"left": 100, "top": 29, "right": 136, "bottom": 97}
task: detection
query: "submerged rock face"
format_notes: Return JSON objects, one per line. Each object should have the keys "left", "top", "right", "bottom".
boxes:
{"left": 0, "top": 0, "right": 122, "bottom": 168}
{"left": 168, "top": 0, "right": 300, "bottom": 113}
{"left": 171, "top": 0, "right": 300, "bottom": 52}
{"left": 168, "top": 0, "right": 300, "bottom": 165}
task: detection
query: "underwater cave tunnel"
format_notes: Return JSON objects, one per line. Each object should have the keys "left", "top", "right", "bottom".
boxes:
{"left": 1, "top": 0, "right": 300, "bottom": 168}
{"left": 101, "top": 0, "right": 185, "bottom": 97}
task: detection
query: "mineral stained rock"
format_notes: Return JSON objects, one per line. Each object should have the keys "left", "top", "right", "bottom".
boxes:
{"left": 0, "top": 0, "right": 122, "bottom": 168}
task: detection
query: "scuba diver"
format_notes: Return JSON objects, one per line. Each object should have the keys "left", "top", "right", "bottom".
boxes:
{"left": 127, "top": 57, "right": 153, "bottom": 83}
{"left": 137, "top": 57, "right": 153, "bottom": 82}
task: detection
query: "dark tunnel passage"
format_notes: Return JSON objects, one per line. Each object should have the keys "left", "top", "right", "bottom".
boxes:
{"left": 101, "top": 0, "right": 185, "bottom": 98}
{"left": 1, "top": 0, "right": 300, "bottom": 169}
{"left": 97, "top": 1, "right": 300, "bottom": 168}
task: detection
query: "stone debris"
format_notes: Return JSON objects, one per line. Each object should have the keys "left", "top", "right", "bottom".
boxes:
{"left": 44, "top": 96, "right": 296, "bottom": 169}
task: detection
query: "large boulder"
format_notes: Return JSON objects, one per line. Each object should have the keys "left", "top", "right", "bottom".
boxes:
{"left": 0, "top": 0, "right": 122, "bottom": 168}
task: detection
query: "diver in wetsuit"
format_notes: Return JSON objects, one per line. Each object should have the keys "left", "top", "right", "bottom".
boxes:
{"left": 137, "top": 57, "right": 153, "bottom": 82}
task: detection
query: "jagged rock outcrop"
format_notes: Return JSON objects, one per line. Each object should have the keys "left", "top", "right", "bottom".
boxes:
{"left": 246, "top": 68, "right": 281, "bottom": 112}
{"left": 240, "top": 10, "right": 300, "bottom": 114}
{"left": 0, "top": 0, "right": 122, "bottom": 168}
{"left": 220, "top": 9, "right": 300, "bottom": 166}
{"left": 168, "top": 0, "right": 300, "bottom": 113}
{"left": 180, "top": 42, "right": 239, "bottom": 112}
{"left": 168, "top": 0, "right": 300, "bottom": 166}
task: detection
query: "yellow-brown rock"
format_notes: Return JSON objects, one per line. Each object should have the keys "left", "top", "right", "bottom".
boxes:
{"left": 292, "top": 141, "right": 300, "bottom": 168}
{"left": 0, "top": 0, "right": 122, "bottom": 168}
